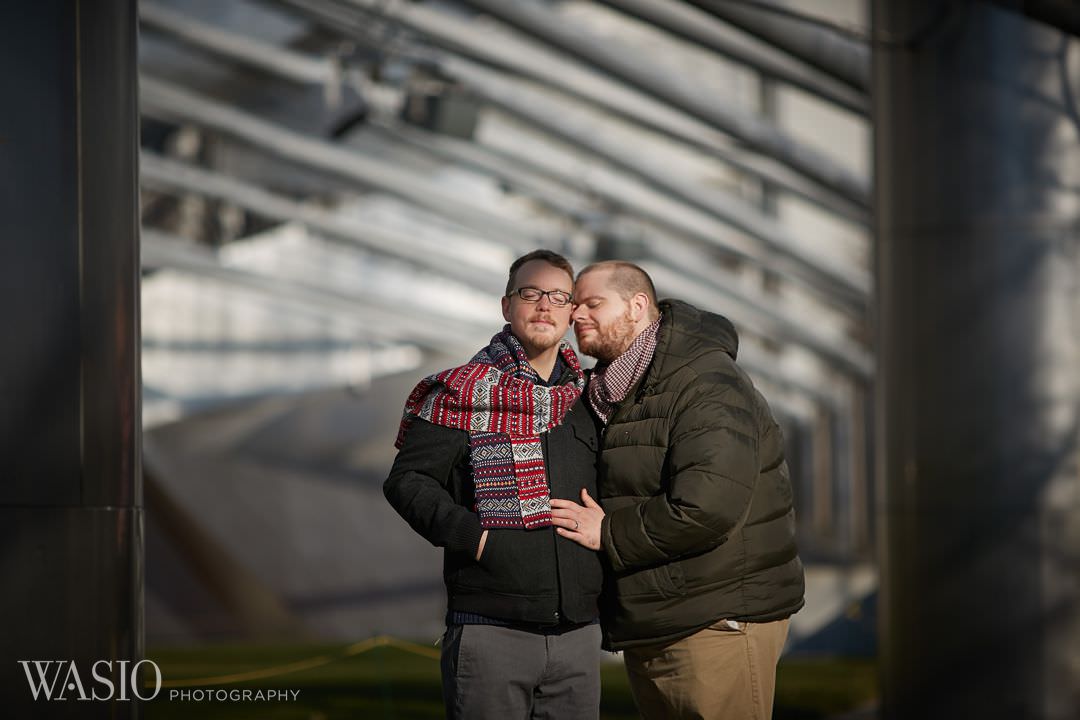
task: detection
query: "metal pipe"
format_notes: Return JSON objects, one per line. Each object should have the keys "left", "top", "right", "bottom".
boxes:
{"left": 685, "top": 0, "right": 870, "bottom": 90}
{"left": 479, "top": 105, "right": 865, "bottom": 308}
{"left": 454, "top": 0, "right": 868, "bottom": 203}
{"left": 275, "top": 0, "right": 869, "bottom": 216}
{"left": 365, "top": 121, "right": 599, "bottom": 220}
{"left": 141, "top": 2, "right": 336, "bottom": 86}
{"left": 138, "top": 82, "right": 870, "bottom": 384}
{"left": 141, "top": 229, "right": 492, "bottom": 353}
{"left": 138, "top": 2, "right": 869, "bottom": 382}
{"left": 362, "top": 121, "right": 870, "bottom": 379}
{"left": 140, "top": 151, "right": 506, "bottom": 292}
{"left": 140, "top": 1, "right": 868, "bottom": 263}
{"left": 597, "top": 0, "right": 868, "bottom": 115}
{"left": 641, "top": 259, "right": 871, "bottom": 379}
{"left": 139, "top": 75, "right": 547, "bottom": 251}
{"left": 136, "top": 33, "right": 869, "bottom": 311}
{"left": 443, "top": 57, "right": 870, "bottom": 304}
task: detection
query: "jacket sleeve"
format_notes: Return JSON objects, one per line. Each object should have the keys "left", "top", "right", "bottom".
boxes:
{"left": 383, "top": 418, "right": 485, "bottom": 557}
{"left": 601, "top": 370, "right": 759, "bottom": 573}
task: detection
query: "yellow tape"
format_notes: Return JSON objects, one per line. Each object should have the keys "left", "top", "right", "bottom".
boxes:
{"left": 154, "top": 635, "right": 440, "bottom": 688}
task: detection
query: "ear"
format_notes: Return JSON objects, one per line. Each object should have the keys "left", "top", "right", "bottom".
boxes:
{"left": 630, "top": 292, "right": 650, "bottom": 322}
{"left": 501, "top": 294, "right": 512, "bottom": 322}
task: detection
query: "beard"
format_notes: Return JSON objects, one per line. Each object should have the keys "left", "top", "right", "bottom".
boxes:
{"left": 576, "top": 308, "right": 637, "bottom": 363}
{"left": 517, "top": 314, "right": 564, "bottom": 355}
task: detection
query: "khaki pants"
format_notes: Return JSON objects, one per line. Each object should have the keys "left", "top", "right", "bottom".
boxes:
{"left": 623, "top": 618, "right": 790, "bottom": 720}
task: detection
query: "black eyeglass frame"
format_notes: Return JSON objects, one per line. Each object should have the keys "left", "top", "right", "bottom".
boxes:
{"left": 506, "top": 286, "right": 574, "bottom": 307}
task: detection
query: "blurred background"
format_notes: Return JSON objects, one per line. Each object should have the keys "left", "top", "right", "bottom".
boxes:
{"left": 136, "top": 0, "right": 874, "bottom": 651}
{"left": 3, "top": 0, "right": 1079, "bottom": 718}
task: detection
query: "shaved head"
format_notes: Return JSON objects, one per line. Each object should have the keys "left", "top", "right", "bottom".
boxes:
{"left": 577, "top": 261, "right": 659, "bottom": 321}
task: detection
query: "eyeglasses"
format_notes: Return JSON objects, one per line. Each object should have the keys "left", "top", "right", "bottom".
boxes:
{"left": 508, "top": 287, "right": 573, "bottom": 307}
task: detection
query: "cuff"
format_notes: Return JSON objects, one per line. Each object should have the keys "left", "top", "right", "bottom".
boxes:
{"left": 448, "top": 513, "right": 485, "bottom": 556}
{"left": 600, "top": 514, "right": 625, "bottom": 572}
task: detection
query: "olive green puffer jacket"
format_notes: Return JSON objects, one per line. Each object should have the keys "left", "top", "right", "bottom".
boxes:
{"left": 598, "top": 299, "right": 804, "bottom": 650}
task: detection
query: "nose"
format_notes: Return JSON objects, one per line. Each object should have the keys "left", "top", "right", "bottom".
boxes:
{"left": 570, "top": 304, "right": 585, "bottom": 323}
{"left": 535, "top": 292, "right": 553, "bottom": 310}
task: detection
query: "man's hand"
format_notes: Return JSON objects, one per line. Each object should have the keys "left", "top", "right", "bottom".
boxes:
{"left": 551, "top": 488, "right": 604, "bottom": 551}
{"left": 476, "top": 529, "right": 488, "bottom": 560}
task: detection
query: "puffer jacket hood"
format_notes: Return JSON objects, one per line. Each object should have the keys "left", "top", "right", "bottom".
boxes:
{"left": 653, "top": 299, "right": 738, "bottom": 364}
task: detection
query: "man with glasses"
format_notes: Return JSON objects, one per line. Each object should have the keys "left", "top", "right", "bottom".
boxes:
{"left": 385, "top": 249, "right": 603, "bottom": 720}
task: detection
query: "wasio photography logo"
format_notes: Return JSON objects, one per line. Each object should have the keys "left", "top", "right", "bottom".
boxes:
{"left": 18, "top": 659, "right": 162, "bottom": 702}
{"left": 16, "top": 638, "right": 434, "bottom": 705}
{"left": 17, "top": 658, "right": 301, "bottom": 704}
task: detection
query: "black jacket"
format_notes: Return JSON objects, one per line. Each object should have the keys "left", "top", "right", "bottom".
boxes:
{"left": 598, "top": 300, "right": 805, "bottom": 649}
{"left": 384, "top": 370, "right": 603, "bottom": 626}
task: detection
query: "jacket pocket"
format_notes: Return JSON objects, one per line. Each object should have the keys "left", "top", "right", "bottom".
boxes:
{"left": 615, "top": 563, "right": 685, "bottom": 599}
{"left": 475, "top": 529, "right": 502, "bottom": 570}
{"left": 454, "top": 530, "right": 557, "bottom": 598}
{"left": 571, "top": 420, "right": 598, "bottom": 451}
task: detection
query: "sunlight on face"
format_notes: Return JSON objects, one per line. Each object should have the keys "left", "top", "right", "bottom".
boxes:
{"left": 501, "top": 259, "right": 574, "bottom": 357}
{"left": 571, "top": 269, "right": 638, "bottom": 363}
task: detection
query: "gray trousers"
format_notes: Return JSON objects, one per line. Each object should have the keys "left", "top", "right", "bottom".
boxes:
{"left": 440, "top": 623, "right": 601, "bottom": 720}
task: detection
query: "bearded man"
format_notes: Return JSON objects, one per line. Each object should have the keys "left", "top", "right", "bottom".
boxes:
{"left": 384, "top": 250, "right": 603, "bottom": 720}
{"left": 551, "top": 260, "right": 804, "bottom": 720}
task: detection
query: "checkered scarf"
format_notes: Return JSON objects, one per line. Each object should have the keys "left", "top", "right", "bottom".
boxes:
{"left": 587, "top": 317, "right": 662, "bottom": 423}
{"left": 396, "top": 326, "right": 584, "bottom": 529}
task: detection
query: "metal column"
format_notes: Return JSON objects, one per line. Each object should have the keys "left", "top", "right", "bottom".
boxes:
{"left": 0, "top": 1, "right": 142, "bottom": 715}
{"left": 874, "top": 1, "right": 1080, "bottom": 717}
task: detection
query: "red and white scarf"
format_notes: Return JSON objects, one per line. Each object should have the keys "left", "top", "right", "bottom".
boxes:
{"left": 396, "top": 327, "right": 584, "bottom": 529}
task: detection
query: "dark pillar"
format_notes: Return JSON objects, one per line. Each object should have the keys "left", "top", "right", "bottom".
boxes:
{"left": 0, "top": 1, "right": 142, "bottom": 715}
{"left": 874, "top": 2, "right": 1080, "bottom": 717}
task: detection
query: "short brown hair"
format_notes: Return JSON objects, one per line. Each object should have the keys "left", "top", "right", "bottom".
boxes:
{"left": 578, "top": 261, "right": 659, "bottom": 320}
{"left": 505, "top": 249, "right": 575, "bottom": 296}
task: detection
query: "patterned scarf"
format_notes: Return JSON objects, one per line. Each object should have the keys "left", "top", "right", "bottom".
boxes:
{"left": 396, "top": 326, "right": 584, "bottom": 529}
{"left": 587, "top": 317, "right": 662, "bottom": 423}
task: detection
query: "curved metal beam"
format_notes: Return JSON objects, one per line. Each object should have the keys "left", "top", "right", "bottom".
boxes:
{"left": 140, "top": 152, "right": 507, "bottom": 292}
{"left": 641, "top": 258, "right": 871, "bottom": 379}
{"left": 427, "top": 136, "right": 871, "bottom": 386}
{"left": 371, "top": 120, "right": 871, "bottom": 377}
{"left": 141, "top": 2, "right": 336, "bottom": 86}
{"left": 276, "top": 0, "right": 868, "bottom": 218}
{"left": 141, "top": 228, "right": 491, "bottom": 352}
{"left": 454, "top": 0, "right": 868, "bottom": 204}
{"left": 136, "top": 7, "right": 868, "bottom": 304}
{"left": 139, "top": 75, "right": 547, "bottom": 251}
{"left": 683, "top": 0, "right": 870, "bottom": 91}
{"left": 597, "top": 0, "right": 867, "bottom": 115}
{"left": 442, "top": 58, "right": 869, "bottom": 304}
{"left": 364, "top": 122, "right": 599, "bottom": 220}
